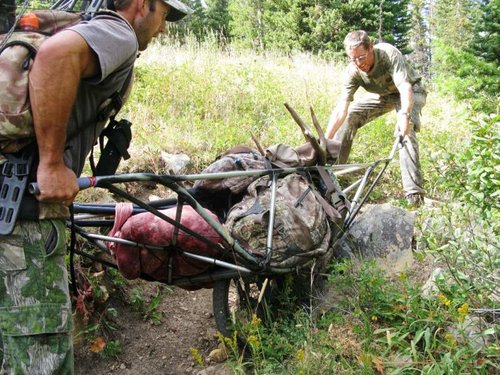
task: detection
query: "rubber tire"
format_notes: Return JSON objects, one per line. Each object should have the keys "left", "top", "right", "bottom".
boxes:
{"left": 213, "top": 278, "right": 232, "bottom": 337}
{"left": 212, "top": 277, "right": 265, "bottom": 340}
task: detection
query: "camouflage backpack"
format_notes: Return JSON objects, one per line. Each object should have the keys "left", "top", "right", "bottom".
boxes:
{"left": 193, "top": 147, "right": 267, "bottom": 194}
{"left": 0, "top": 10, "right": 84, "bottom": 153}
{"left": 225, "top": 173, "right": 344, "bottom": 268}
{"left": 0, "top": 9, "right": 131, "bottom": 154}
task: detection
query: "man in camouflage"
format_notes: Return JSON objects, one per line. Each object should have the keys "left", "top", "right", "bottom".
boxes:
{"left": 0, "top": 1, "right": 192, "bottom": 373}
{"left": 326, "top": 30, "right": 426, "bottom": 206}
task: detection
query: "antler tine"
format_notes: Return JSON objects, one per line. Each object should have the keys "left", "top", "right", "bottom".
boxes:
{"left": 284, "top": 102, "right": 324, "bottom": 163}
{"left": 310, "top": 106, "right": 326, "bottom": 142}
{"left": 310, "top": 106, "right": 327, "bottom": 165}
{"left": 250, "top": 132, "right": 265, "bottom": 156}
{"left": 284, "top": 103, "right": 311, "bottom": 138}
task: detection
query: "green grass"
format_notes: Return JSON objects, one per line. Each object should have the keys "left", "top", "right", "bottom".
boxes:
{"left": 116, "top": 37, "right": 345, "bottom": 171}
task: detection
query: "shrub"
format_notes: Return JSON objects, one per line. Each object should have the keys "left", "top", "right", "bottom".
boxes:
{"left": 436, "top": 113, "right": 499, "bottom": 219}
{"left": 432, "top": 41, "right": 499, "bottom": 112}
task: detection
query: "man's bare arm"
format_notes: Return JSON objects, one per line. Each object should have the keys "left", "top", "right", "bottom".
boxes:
{"left": 29, "top": 30, "right": 98, "bottom": 203}
{"left": 396, "top": 82, "right": 414, "bottom": 137}
{"left": 325, "top": 100, "right": 350, "bottom": 139}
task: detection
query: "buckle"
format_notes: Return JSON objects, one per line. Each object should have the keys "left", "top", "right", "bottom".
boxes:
{"left": 0, "top": 151, "right": 33, "bottom": 235}
{"left": 2, "top": 160, "right": 30, "bottom": 177}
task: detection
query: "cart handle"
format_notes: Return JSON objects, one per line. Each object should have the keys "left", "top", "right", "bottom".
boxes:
{"left": 28, "top": 176, "right": 98, "bottom": 195}
{"left": 28, "top": 137, "right": 404, "bottom": 196}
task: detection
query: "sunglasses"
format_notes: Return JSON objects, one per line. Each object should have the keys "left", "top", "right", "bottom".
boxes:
{"left": 349, "top": 54, "right": 368, "bottom": 63}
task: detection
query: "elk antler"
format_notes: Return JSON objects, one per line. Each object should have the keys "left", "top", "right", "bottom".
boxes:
{"left": 309, "top": 106, "right": 327, "bottom": 165}
{"left": 284, "top": 103, "right": 327, "bottom": 165}
{"left": 250, "top": 132, "right": 265, "bottom": 156}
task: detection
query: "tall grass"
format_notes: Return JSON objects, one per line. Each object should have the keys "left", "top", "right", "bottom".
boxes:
{"left": 120, "top": 36, "right": 347, "bottom": 170}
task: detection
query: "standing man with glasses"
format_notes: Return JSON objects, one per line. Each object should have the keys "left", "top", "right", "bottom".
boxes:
{"left": 326, "top": 30, "right": 427, "bottom": 206}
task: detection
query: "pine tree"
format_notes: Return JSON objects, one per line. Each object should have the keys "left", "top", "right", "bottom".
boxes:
{"left": 470, "top": 0, "right": 499, "bottom": 64}
{"left": 228, "top": 0, "right": 266, "bottom": 49}
{"left": 408, "top": 0, "right": 431, "bottom": 76}
{"left": 205, "top": 0, "right": 230, "bottom": 40}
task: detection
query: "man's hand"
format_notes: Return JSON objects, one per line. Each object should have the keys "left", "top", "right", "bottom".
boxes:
{"left": 36, "top": 162, "right": 79, "bottom": 205}
{"left": 326, "top": 100, "right": 350, "bottom": 139}
{"left": 394, "top": 112, "right": 410, "bottom": 138}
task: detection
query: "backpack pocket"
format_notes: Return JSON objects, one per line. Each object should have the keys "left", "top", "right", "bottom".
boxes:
{"left": 0, "top": 32, "right": 48, "bottom": 153}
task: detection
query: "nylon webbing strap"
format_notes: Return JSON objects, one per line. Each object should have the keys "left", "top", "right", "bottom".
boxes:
{"left": 97, "top": 68, "right": 134, "bottom": 122}
{"left": 0, "top": 150, "right": 33, "bottom": 235}
{"left": 316, "top": 166, "right": 348, "bottom": 211}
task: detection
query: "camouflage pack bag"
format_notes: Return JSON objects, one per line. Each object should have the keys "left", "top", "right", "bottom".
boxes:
{"left": 193, "top": 147, "right": 266, "bottom": 194}
{"left": 225, "top": 173, "right": 337, "bottom": 268}
{"left": 0, "top": 10, "right": 85, "bottom": 153}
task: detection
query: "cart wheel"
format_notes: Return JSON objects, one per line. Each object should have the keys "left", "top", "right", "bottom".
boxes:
{"left": 213, "top": 278, "right": 232, "bottom": 338}
{"left": 212, "top": 269, "right": 327, "bottom": 340}
{"left": 213, "top": 277, "right": 270, "bottom": 339}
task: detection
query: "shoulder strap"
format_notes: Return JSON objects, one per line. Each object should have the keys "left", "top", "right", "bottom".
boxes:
{"left": 97, "top": 68, "right": 134, "bottom": 122}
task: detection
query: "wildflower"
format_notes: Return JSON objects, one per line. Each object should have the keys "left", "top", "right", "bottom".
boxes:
{"left": 400, "top": 272, "right": 408, "bottom": 283}
{"left": 457, "top": 303, "right": 469, "bottom": 323}
{"left": 445, "top": 332, "right": 457, "bottom": 347}
{"left": 251, "top": 313, "right": 262, "bottom": 327}
{"left": 247, "top": 334, "right": 260, "bottom": 350}
{"left": 438, "top": 293, "right": 451, "bottom": 307}
{"left": 297, "top": 348, "right": 305, "bottom": 362}
{"left": 190, "top": 347, "right": 204, "bottom": 367}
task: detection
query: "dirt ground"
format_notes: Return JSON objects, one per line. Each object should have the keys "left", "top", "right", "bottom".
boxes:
{"left": 73, "top": 182, "right": 232, "bottom": 375}
{"left": 74, "top": 280, "right": 223, "bottom": 375}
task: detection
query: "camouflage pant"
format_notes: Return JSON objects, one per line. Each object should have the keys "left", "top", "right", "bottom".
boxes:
{"left": 0, "top": 220, "right": 74, "bottom": 375}
{"left": 333, "top": 85, "right": 427, "bottom": 195}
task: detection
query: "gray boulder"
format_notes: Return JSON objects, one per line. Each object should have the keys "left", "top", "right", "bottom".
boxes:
{"left": 334, "top": 203, "right": 415, "bottom": 274}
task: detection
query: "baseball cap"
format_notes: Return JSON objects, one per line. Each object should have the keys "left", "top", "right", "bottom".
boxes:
{"left": 162, "top": 0, "right": 193, "bottom": 22}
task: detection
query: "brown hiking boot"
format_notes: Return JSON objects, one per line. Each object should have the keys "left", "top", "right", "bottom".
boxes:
{"left": 406, "top": 193, "right": 424, "bottom": 207}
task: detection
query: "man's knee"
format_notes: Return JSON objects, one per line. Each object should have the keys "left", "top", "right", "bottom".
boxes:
{"left": 345, "top": 111, "right": 367, "bottom": 130}
{"left": 410, "top": 91, "right": 426, "bottom": 132}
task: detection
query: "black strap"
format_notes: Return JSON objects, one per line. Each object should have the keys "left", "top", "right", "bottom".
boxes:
{"left": 69, "top": 205, "right": 78, "bottom": 296}
{"left": 93, "top": 118, "right": 132, "bottom": 176}
{"left": 98, "top": 118, "right": 132, "bottom": 159}
{"left": 89, "top": 68, "right": 134, "bottom": 176}
{"left": 106, "top": 0, "right": 116, "bottom": 11}
{"left": 316, "top": 166, "right": 349, "bottom": 211}
{"left": 97, "top": 69, "right": 134, "bottom": 122}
